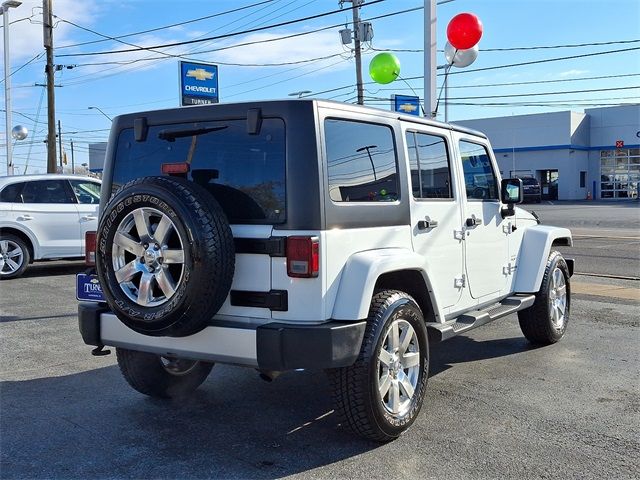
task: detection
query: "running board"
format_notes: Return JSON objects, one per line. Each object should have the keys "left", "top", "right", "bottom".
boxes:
{"left": 427, "top": 294, "right": 536, "bottom": 342}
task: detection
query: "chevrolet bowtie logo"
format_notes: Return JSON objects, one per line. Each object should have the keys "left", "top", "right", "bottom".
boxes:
{"left": 186, "top": 68, "right": 214, "bottom": 81}
{"left": 398, "top": 103, "right": 417, "bottom": 113}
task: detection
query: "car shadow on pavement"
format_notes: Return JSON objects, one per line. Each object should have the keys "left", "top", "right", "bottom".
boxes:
{"left": 0, "top": 364, "right": 379, "bottom": 479}
{"left": 430, "top": 335, "right": 534, "bottom": 376}
{"left": 0, "top": 336, "right": 537, "bottom": 479}
{"left": 19, "top": 261, "right": 86, "bottom": 279}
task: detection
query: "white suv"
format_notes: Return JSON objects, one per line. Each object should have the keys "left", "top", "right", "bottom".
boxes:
{"left": 0, "top": 174, "right": 101, "bottom": 279}
{"left": 78, "top": 100, "right": 573, "bottom": 441}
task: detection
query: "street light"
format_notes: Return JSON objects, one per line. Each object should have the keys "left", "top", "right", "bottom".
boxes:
{"left": 356, "top": 144, "right": 378, "bottom": 181}
{"left": 88, "top": 106, "right": 112, "bottom": 121}
{"left": 288, "top": 90, "right": 312, "bottom": 98}
{"left": 1, "top": 0, "right": 22, "bottom": 175}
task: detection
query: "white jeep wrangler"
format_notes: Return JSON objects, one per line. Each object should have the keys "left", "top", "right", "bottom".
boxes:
{"left": 78, "top": 100, "right": 573, "bottom": 441}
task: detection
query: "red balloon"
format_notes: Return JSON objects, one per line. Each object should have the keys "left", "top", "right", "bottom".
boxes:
{"left": 446, "top": 13, "right": 483, "bottom": 50}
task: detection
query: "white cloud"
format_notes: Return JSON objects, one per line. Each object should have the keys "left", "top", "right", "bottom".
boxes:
{"left": 0, "top": 0, "right": 98, "bottom": 62}
{"left": 205, "top": 28, "right": 348, "bottom": 66}
{"left": 558, "top": 69, "right": 589, "bottom": 78}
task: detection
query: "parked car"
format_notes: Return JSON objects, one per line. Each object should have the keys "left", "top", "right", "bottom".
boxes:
{"left": 0, "top": 174, "right": 101, "bottom": 279}
{"left": 521, "top": 177, "right": 542, "bottom": 203}
{"left": 78, "top": 100, "right": 573, "bottom": 442}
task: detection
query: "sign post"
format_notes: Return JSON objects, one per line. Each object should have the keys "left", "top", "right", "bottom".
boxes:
{"left": 179, "top": 61, "right": 219, "bottom": 106}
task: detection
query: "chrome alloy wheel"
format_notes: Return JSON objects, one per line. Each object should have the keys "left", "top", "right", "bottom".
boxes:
{"left": 548, "top": 267, "right": 567, "bottom": 330}
{"left": 159, "top": 357, "right": 199, "bottom": 376}
{"left": 0, "top": 240, "right": 24, "bottom": 276}
{"left": 112, "top": 207, "right": 185, "bottom": 307}
{"left": 377, "top": 319, "right": 421, "bottom": 417}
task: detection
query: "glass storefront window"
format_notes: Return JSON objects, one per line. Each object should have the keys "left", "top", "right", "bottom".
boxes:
{"left": 600, "top": 149, "right": 638, "bottom": 199}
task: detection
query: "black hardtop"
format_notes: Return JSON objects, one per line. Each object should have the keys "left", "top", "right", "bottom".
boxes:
{"left": 109, "top": 99, "right": 487, "bottom": 139}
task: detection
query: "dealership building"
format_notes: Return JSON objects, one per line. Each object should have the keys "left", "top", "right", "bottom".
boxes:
{"left": 457, "top": 104, "right": 640, "bottom": 200}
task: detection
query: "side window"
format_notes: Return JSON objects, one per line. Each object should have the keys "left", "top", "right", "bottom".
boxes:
{"left": 20, "top": 180, "right": 74, "bottom": 204}
{"left": 405, "top": 131, "right": 453, "bottom": 199}
{"left": 325, "top": 118, "right": 399, "bottom": 203}
{"left": 0, "top": 182, "right": 25, "bottom": 203}
{"left": 70, "top": 180, "right": 101, "bottom": 204}
{"left": 459, "top": 141, "right": 499, "bottom": 200}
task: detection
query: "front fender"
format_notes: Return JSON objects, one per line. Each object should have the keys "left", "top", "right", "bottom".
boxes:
{"left": 331, "top": 248, "right": 440, "bottom": 321}
{"left": 513, "top": 225, "right": 572, "bottom": 293}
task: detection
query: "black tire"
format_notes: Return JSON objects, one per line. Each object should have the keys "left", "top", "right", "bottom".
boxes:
{"left": 96, "top": 176, "right": 234, "bottom": 337}
{"left": 518, "top": 251, "right": 570, "bottom": 345}
{"left": 0, "top": 233, "right": 30, "bottom": 280}
{"left": 116, "top": 348, "right": 213, "bottom": 398}
{"left": 328, "top": 290, "right": 429, "bottom": 442}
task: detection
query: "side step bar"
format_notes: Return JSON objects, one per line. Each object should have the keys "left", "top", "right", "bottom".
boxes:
{"left": 427, "top": 294, "right": 536, "bottom": 342}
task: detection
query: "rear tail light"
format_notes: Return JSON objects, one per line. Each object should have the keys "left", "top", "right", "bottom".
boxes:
{"left": 287, "top": 236, "right": 319, "bottom": 278}
{"left": 85, "top": 231, "right": 97, "bottom": 266}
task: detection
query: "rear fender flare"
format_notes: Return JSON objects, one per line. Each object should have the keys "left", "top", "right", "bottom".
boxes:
{"left": 331, "top": 248, "right": 441, "bottom": 321}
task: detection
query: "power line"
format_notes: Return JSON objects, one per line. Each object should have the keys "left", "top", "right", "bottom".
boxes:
{"left": 302, "top": 45, "right": 640, "bottom": 98}
{"left": 55, "top": 0, "right": 279, "bottom": 50}
{"left": 369, "top": 72, "right": 640, "bottom": 91}
{"left": 374, "top": 38, "right": 640, "bottom": 53}
{"left": 56, "top": 0, "right": 388, "bottom": 57}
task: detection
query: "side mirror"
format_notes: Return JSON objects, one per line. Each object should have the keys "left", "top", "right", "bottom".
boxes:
{"left": 501, "top": 178, "right": 523, "bottom": 205}
{"left": 500, "top": 178, "right": 522, "bottom": 218}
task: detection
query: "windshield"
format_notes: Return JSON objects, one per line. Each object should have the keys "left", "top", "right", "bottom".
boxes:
{"left": 112, "top": 118, "right": 286, "bottom": 224}
{"left": 521, "top": 178, "right": 539, "bottom": 186}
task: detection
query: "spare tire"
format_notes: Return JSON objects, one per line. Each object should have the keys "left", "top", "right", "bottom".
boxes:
{"left": 96, "top": 176, "right": 234, "bottom": 337}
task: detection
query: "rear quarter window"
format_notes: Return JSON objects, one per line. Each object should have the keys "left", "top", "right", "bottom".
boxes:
{"left": 0, "top": 182, "right": 25, "bottom": 202}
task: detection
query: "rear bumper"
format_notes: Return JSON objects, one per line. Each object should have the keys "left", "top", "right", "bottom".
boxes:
{"left": 78, "top": 303, "right": 366, "bottom": 371}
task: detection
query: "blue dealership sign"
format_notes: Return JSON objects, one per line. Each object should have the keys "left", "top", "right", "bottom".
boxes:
{"left": 180, "top": 61, "right": 219, "bottom": 106}
{"left": 392, "top": 94, "right": 421, "bottom": 116}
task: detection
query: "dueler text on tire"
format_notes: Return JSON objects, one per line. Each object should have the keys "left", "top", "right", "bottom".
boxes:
{"left": 0, "top": 234, "right": 30, "bottom": 280}
{"left": 328, "top": 290, "right": 429, "bottom": 442}
{"left": 96, "top": 176, "right": 235, "bottom": 337}
{"left": 518, "top": 250, "right": 570, "bottom": 345}
{"left": 116, "top": 348, "right": 213, "bottom": 398}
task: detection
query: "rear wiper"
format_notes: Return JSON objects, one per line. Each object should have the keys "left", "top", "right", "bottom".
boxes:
{"left": 158, "top": 125, "right": 228, "bottom": 142}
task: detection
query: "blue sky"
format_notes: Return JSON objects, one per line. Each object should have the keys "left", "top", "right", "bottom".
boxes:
{"left": 1, "top": 0, "right": 639, "bottom": 172}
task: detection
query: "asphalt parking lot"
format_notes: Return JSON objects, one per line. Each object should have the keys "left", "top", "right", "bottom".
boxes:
{"left": 1, "top": 201, "right": 639, "bottom": 479}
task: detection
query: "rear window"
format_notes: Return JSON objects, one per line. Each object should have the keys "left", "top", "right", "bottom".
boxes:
{"left": 0, "top": 182, "right": 25, "bottom": 202}
{"left": 521, "top": 178, "right": 539, "bottom": 185}
{"left": 112, "top": 118, "right": 286, "bottom": 224}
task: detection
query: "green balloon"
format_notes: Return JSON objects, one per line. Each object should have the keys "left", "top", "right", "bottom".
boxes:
{"left": 369, "top": 53, "right": 401, "bottom": 84}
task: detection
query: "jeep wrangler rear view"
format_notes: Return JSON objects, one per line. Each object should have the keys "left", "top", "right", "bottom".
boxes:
{"left": 78, "top": 100, "right": 573, "bottom": 441}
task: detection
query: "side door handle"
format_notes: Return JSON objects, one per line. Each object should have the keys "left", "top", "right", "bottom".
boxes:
{"left": 465, "top": 215, "right": 482, "bottom": 227}
{"left": 81, "top": 215, "right": 98, "bottom": 221}
{"left": 417, "top": 217, "right": 439, "bottom": 230}
{"left": 17, "top": 214, "right": 33, "bottom": 221}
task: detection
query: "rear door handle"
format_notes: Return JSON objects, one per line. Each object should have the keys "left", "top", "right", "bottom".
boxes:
{"left": 465, "top": 215, "right": 482, "bottom": 227}
{"left": 17, "top": 214, "right": 33, "bottom": 221}
{"left": 417, "top": 217, "right": 439, "bottom": 230}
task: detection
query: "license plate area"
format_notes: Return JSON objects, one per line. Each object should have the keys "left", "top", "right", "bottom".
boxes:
{"left": 76, "top": 273, "right": 105, "bottom": 302}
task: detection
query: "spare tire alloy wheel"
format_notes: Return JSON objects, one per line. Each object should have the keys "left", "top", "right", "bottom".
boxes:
{"left": 97, "top": 176, "right": 235, "bottom": 337}
{"left": 112, "top": 207, "right": 184, "bottom": 307}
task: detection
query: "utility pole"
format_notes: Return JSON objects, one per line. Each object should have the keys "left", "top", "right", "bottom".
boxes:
{"left": 43, "top": 0, "right": 57, "bottom": 173}
{"left": 351, "top": 0, "right": 364, "bottom": 105}
{"left": 424, "top": 0, "right": 437, "bottom": 117}
{"left": 70, "top": 138, "right": 74, "bottom": 173}
{"left": 57, "top": 119, "right": 62, "bottom": 169}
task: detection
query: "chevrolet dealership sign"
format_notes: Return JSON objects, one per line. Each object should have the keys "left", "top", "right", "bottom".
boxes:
{"left": 180, "top": 61, "right": 219, "bottom": 106}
